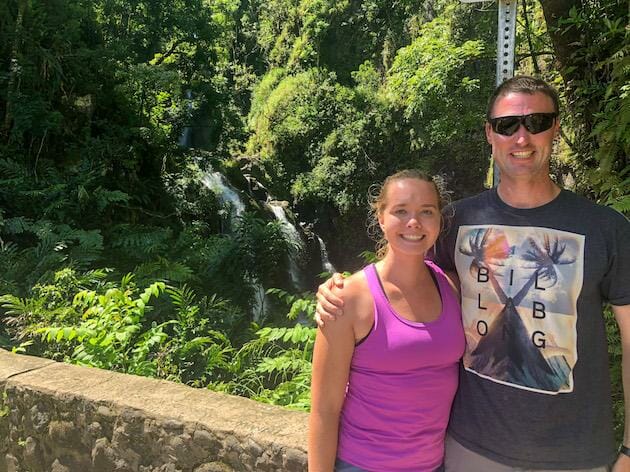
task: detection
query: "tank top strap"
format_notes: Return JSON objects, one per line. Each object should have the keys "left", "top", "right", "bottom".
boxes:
{"left": 363, "top": 264, "right": 389, "bottom": 311}
{"left": 425, "top": 260, "right": 457, "bottom": 310}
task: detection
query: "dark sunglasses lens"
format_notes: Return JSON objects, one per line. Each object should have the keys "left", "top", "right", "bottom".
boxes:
{"left": 524, "top": 114, "right": 555, "bottom": 134}
{"left": 493, "top": 117, "right": 521, "bottom": 136}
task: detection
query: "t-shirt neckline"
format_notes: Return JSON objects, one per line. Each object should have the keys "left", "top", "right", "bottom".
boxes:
{"left": 489, "top": 186, "right": 566, "bottom": 214}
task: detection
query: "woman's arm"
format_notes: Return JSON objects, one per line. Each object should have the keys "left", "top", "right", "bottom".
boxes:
{"left": 308, "top": 281, "right": 361, "bottom": 472}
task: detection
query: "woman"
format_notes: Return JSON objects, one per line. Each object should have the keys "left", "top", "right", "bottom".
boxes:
{"left": 308, "top": 170, "right": 464, "bottom": 472}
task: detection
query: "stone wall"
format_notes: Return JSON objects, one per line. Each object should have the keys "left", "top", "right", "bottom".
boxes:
{"left": 0, "top": 349, "right": 308, "bottom": 471}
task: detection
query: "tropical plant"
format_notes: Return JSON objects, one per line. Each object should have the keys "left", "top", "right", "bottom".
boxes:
{"left": 33, "top": 276, "right": 167, "bottom": 375}
{"left": 214, "top": 288, "right": 317, "bottom": 410}
{"left": 0, "top": 269, "right": 244, "bottom": 382}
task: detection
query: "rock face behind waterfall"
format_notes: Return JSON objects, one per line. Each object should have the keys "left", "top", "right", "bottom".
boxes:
{"left": 470, "top": 298, "right": 570, "bottom": 392}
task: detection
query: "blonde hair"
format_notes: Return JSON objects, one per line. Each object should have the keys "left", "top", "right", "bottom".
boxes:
{"left": 367, "top": 169, "right": 450, "bottom": 260}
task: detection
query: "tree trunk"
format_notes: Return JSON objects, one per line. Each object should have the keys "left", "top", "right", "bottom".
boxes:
{"left": 537, "top": 0, "right": 596, "bottom": 134}
{"left": 538, "top": 0, "right": 582, "bottom": 80}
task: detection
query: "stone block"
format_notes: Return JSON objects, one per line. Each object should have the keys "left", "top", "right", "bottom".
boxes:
{"left": 28, "top": 404, "right": 50, "bottom": 433}
{"left": 50, "top": 459, "right": 71, "bottom": 472}
{"left": 193, "top": 463, "right": 234, "bottom": 472}
{"left": 0, "top": 350, "right": 308, "bottom": 471}
{"left": 22, "top": 437, "right": 42, "bottom": 472}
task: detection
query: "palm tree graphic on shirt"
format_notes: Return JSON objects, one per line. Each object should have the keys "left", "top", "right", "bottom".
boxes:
{"left": 459, "top": 228, "right": 577, "bottom": 391}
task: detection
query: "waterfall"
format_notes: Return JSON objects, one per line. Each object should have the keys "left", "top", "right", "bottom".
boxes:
{"left": 200, "top": 170, "right": 267, "bottom": 320}
{"left": 317, "top": 235, "right": 336, "bottom": 274}
{"left": 251, "top": 284, "right": 268, "bottom": 323}
{"left": 268, "top": 201, "right": 304, "bottom": 291}
{"left": 196, "top": 165, "right": 333, "bottom": 320}
{"left": 201, "top": 171, "right": 245, "bottom": 226}
{"left": 178, "top": 125, "right": 192, "bottom": 148}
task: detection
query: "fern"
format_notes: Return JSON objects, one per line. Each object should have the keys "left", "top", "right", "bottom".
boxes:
{"left": 91, "top": 187, "right": 130, "bottom": 212}
{"left": 135, "top": 257, "right": 195, "bottom": 284}
{"left": 0, "top": 158, "right": 26, "bottom": 179}
{"left": 109, "top": 224, "right": 174, "bottom": 256}
{"left": 2, "top": 217, "right": 33, "bottom": 234}
{"left": 611, "top": 195, "right": 630, "bottom": 213}
{"left": 266, "top": 288, "right": 316, "bottom": 321}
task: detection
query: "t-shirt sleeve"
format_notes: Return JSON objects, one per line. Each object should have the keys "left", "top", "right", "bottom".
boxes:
{"left": 601, "top": 211, "right": 630, "bottom": 306}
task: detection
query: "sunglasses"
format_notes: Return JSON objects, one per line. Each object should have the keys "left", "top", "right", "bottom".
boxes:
{"left": 488, "top": 112, "right": 558, "bottom": 136}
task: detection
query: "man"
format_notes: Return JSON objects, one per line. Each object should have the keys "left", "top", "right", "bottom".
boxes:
{"left": 315, "top": 76, "right": 630, "bottom": 471}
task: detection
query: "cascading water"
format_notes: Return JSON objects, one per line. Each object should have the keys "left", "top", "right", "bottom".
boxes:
{"left": 268, "top": 201, "right": 305, "bottom": 291}
{"left": 317, "top": 235, "right": 336, "bottom": 274}
{"left": 178, "top": 102, "right": 273, "bottom": 320}
{"left": 187, "top": 160, "right": 336, "bottom": 320}
{"left": 201, "top": 172, "right": 245, "bottom": 229}
{"left": 200, "top": 170, "right": 267, "bottom": 320}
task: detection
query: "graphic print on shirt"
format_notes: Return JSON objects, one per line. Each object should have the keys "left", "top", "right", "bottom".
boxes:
{"left": 454, "top": 224, "right": 584, "bottom": 394}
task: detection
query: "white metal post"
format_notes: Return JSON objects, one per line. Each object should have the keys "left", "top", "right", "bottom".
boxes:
{"left": 497, "top": 0, "right": 517, "bottom": 84}
{"left": 493, "top": 0, "right": 518, "bottom": 186}
{"left": 461, "top": 0, "right": 518, "bottom": 186}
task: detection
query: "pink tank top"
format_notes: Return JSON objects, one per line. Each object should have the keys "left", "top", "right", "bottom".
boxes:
{"left": 337, "top": 261, "right": 465, "bottom": 472}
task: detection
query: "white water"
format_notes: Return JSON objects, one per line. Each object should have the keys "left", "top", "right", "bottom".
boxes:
{"left": 317, "top": 235, "right": 336, "bottom": 274}
{"left": 250, "top": 279, "right": 267, "bottom": 322}
{"left": 197, "top": 169, "right": 334, "bottom": 319}
{"left": 201, "top": 170, "right": 268, "bottom": 320}
{"left": 201, "top": 172, "right": 246, "bottom": 221}
{"left": 268, "top": 202, "right": 304, "bottom": 291}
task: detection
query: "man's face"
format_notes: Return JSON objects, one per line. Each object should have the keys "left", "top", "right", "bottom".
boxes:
{"left": 485, "top": 92, "right": 559, "bottom": 183}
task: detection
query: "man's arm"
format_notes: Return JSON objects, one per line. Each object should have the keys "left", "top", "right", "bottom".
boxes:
{"left": 612, "top": 304, "right": 630, "bottom": 472}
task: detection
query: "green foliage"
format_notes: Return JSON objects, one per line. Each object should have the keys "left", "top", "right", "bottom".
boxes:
{"left": 589, "top": 53, "right": 630, "bottom": 212}
{"left": 246, "top": 5, "right": 491, "bottom": 272}
{"left": 267, "top": 288, "right": 316, "bottom": 320}
{"left": 0, "top": 0, "right": 249, "bottom": 298}
{"left": 215, "top": 288, "right": 316, "bottom": 410}
{"left": 0, "top": 268, "right": 111, "bottom": 347}
{"left": 248, "top": 69, "right": 345, "bottom": 190}
{"left": 605, "top": 307, "right": 624, "bottom": 443}
{"left": 553, "top": 0, "right": 629, "bottom": 213}
{"left": 387, "top": 11, "right": 485, "bottom": 148}
{"left": 1, "top": 267, "right": 315, "bottom": 409}
{"left": 248, "top": 68, "right": 287, "bottom": 128}
{"left": 254, "top": 0, "right": 446, "bottom": 83}
{"left": 37, "top": 278, "right": 167, "bottom": 375}
{"left": 157, "top": 285, "right": 239, "bottom": 385}
{"left": 0, "top": 268, "right": 242, "bottom": 382}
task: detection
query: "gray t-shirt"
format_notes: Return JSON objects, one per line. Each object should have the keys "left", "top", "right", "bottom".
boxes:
{"left": 434, "top": 187, "right": 630, "bottom": 469}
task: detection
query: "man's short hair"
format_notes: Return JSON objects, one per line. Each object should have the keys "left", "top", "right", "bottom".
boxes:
{"left": 486, "top": 75, "right": 560, "bottom": 120}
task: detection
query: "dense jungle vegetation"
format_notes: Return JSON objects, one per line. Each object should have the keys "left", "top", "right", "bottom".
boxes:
{"left": 0, "top": 0, "right": 628, "bottom": 435}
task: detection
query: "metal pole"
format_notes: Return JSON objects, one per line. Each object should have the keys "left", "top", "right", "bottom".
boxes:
{"left": 497, "top": 0, "right": 517, "bottom": 83}
{"left": 493, "top": 0, "right": 518, "bottom": 186}
{"left": 461, "top": 0, "right": 518, "bottom": 187}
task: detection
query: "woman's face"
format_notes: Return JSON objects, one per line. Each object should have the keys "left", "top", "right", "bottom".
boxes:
{"left": 378, "top": 178, "right": 441, "bottom": 257}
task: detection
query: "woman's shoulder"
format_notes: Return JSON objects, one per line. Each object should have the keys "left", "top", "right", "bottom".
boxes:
{"left": 332, "top": 268, "right": 374, "bottom": 320}
{"left": 334, "top": 269, "right": 370, "bottom": 302}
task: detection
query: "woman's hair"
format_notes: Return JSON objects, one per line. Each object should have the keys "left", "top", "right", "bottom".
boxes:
{"left": 367, "top": 169, "right": 451, "bottom": 260}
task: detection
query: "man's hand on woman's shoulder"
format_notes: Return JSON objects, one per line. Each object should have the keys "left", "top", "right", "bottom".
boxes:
{"left": 315, "top": 273, "right": 346, "bottom": 327}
